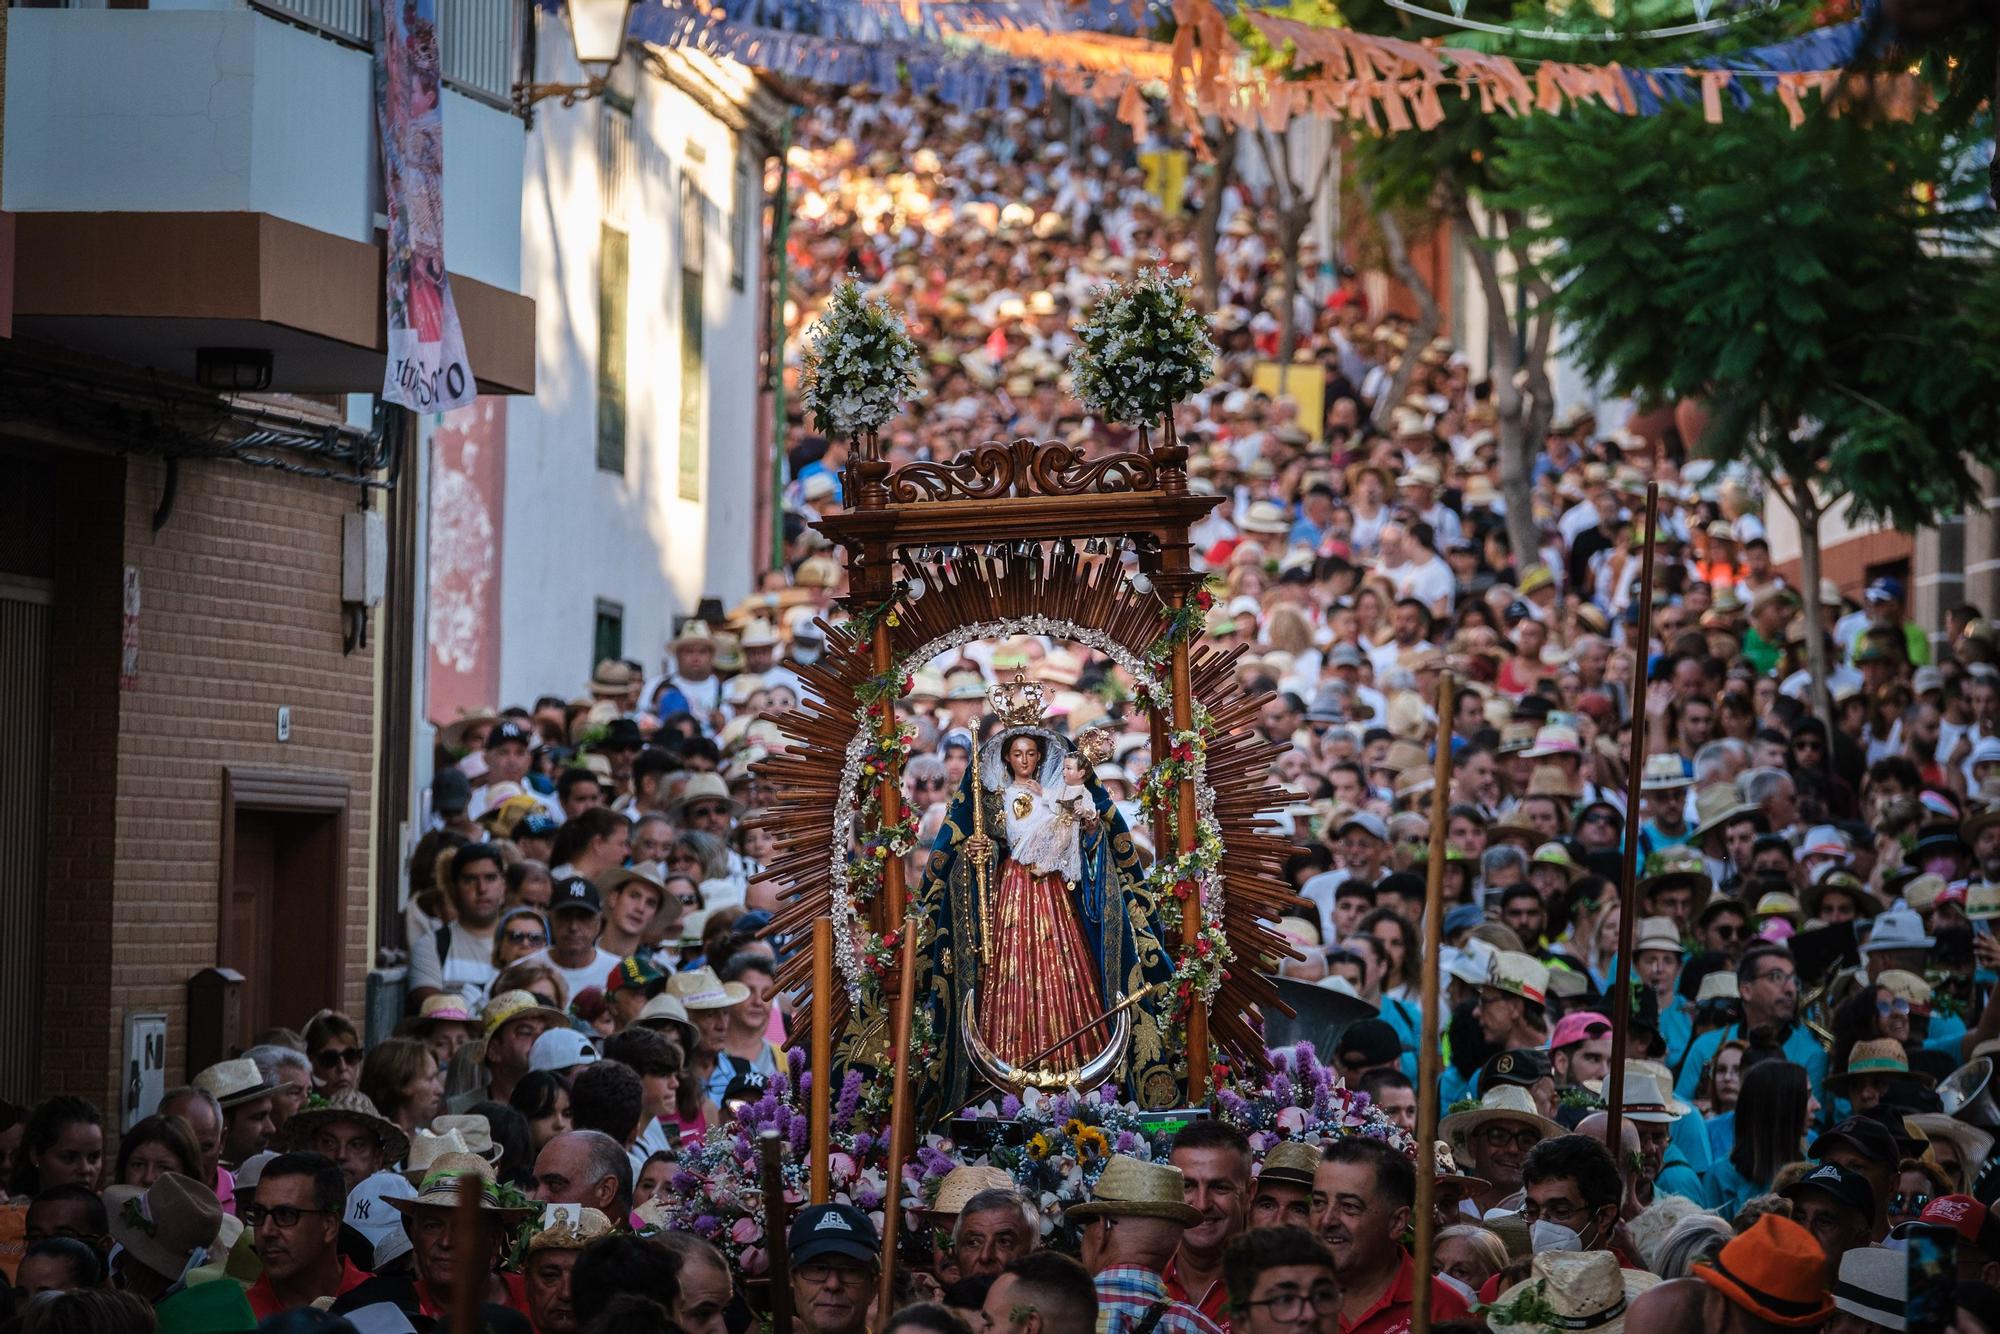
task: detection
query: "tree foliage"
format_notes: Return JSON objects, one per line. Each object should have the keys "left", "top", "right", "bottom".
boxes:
{"left": 1498, "top": 96, "right": 2000, "bottom": 530}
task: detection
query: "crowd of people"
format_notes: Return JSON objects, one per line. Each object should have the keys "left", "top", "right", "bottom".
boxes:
{"left": 5, "top": 86, "right": 2000, "bottom": 1334}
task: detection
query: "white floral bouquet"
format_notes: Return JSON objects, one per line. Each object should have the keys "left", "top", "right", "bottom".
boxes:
{"left": 1068, "top": 267, "right": 1217, "bottom": 427}
{"left": 799, "top": 277, "right": 923, "bottom": 440}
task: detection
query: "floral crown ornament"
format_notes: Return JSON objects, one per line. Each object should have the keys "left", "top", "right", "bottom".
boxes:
{"left": 1068, "top": 266, "right": 1217, "bottom": 428}
{"left": 799, "top": 276, "right": 923, "bottom": 442}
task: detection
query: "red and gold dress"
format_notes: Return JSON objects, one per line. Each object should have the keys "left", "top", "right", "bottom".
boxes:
{"left": 981, "top": 780, "right": 1102, "bottom": 1071}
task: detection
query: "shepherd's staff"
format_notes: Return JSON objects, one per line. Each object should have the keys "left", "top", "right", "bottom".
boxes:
{"left": 760, "top": 1129, "right": 797, "bottom": 1334}
{"left": 1605, "top": 481, "right": 1662, "bottom": 1167}
{"left": 1411, "top": 673, "right": 1456, "bottom": 1334}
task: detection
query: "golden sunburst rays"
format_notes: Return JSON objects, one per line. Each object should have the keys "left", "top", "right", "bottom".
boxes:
{"left": 749, "top": 549, "right": 1302, "bottom": 1082}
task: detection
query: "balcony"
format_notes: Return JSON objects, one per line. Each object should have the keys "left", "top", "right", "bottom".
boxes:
{"left": 1, "top": 2, "right": 535, "bottom": 394}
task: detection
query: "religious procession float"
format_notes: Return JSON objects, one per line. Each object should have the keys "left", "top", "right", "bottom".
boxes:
{"left": 649, "top": 273, "right": 1422, "bottom": 1288}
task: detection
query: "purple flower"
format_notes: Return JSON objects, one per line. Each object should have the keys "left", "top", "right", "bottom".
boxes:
{"left": 1000, "top": 1094, "right": 1022, "bottom": 1118}
{"left": 789, "top": 1045, "right": 808, "bottom": 1070}
{"left": 836, "top": 1070, "right": 865, "bottom": 1122}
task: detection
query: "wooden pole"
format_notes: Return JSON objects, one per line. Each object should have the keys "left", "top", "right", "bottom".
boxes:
{"left": 810, "top": 917, "right": 834, "bottom": 1204}
{"left": 760, "top": 1130, "right": 797, "bottom": 1334}
{"left": 448, "top": 1185, "right": 481, "bottom": 1334}
{"left": 1410, "top": 674, "right": 1456, "bottom": 1334}
{"left": 1604, "top": 482, "right": 1661, "bottom": 1166}
{"left": 1167, "top": 592, "right": 1210, "bottom": 1099}
{"left": 876, "top": 911, "right": 924, "bottom": 1322}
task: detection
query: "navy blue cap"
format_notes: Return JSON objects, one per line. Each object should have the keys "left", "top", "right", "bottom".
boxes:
{"left": 788, "top": 1203, "right": 879, "bottom": 1265}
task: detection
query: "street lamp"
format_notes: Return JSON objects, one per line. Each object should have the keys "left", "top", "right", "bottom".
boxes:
{"left": 514, "top": 0, "right": 638, "bottom": 110}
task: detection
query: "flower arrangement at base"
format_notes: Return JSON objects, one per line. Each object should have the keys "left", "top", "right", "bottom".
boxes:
{"left": 799, "top": 277, "right": 923, "bottom": 440}
{"left": 1213, "top": 1042, "right": 1418, "bottom": 1158}
{"left": 1068, "top": 267, "right": 1217, "bottom": 428}
{"left": 958, "top": 1087, "right": 1170, "bottom": 1245}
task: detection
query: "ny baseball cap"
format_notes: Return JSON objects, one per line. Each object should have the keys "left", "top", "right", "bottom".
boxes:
{"left": 551, "top": 877, "right": 603, "bottom": 916}
{"left": 488, "top": 720, "right": 534, "bottom": 749}
{"left": 788, "top": 1203, "right": 879, "bottom": 1266}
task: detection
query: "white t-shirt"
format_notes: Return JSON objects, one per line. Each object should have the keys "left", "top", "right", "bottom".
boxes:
{"left": 1387, "top": 555, "right": 1455, "bottom": 612}
{"left": 407, "top": 924, "right": 500, "bottom": 1007}
{"left": 526, "top": 947, "right": 622, "bottom": 1004}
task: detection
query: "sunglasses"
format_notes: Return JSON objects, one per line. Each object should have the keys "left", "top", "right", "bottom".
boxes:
{"left": 1891, "top": 1192, "right": 1933, "bottom": 1213}
{"left": 313, "top": 1047, "right": 362, "bottom": 1068}
{"left": 1877, "top": 998, "right": 1914, "bottom": 1018}
{"left": 1708, "top": 923, "right": 1745, "bottom": 940}
{"left": 505, "top": 930, "right": 547, "bottom": 947}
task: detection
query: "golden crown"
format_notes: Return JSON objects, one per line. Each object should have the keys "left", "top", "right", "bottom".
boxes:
{"left": 988, "top": 672, "right": 1047, "bottom": 729}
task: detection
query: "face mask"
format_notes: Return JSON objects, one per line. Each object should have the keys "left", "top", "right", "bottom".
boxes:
{"left": 1529, "top": 1220, "right": 1584, "bottom": 1255}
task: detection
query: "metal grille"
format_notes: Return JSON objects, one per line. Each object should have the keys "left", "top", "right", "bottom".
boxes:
{"left": 439, "top": 0, "right": 517, "bottom": 106}
{"left": 0, "top": 580, "right": 53, "bottom": 1102}
{"left": 252, "top": 0, "right": 371, "bottom": 48}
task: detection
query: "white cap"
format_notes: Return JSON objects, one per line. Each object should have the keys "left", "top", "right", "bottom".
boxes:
{"left": 528, "top": 1027, "right": 600, "bottom": 1074}
{"left": 345, "top": 1170, "right": 420, "bottom": 1269}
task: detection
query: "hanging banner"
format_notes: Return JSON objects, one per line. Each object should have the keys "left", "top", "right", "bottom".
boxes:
{"left": 375, "top": 0, "right": 476, "bottom": 413}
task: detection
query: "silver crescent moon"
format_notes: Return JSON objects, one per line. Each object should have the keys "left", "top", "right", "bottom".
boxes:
{"left": 960, "top": 985, "right": 1131, "bottom": 1094}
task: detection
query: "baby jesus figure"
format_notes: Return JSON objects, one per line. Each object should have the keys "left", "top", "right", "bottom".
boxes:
{"left": 1007, "top": 752, "right": 1092, "bottom": 886}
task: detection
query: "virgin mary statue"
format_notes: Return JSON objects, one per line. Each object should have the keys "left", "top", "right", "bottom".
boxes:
{"left": 911, "top": 676, "right": 1181, "bottom": 1116}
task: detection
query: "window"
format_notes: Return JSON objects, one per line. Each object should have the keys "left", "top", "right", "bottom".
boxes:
{"left": 596, "top": 96, "right": 635, "bottom": 476}
{"left": 597, "top": 225, "right": 629, "bottom": 475}
{"left": 594, "top": 600, "right": 624, "bottom": 668}
{"left": 731, "top": 135, "right": 753, "bottom": 293}
{"left": 438, "top": 0, "right": 520, "bottom": 107}
{"left": 678, "top": 150, "right": 707, "bottom": 502}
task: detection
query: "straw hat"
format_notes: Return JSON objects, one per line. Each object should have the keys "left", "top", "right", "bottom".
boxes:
{"left": 670, "top": 619, "right": 718, "bottom": 650}
{"left": 388, "top": 1154, "right": 536, "bottom": 1221}
{"left": 432, "top": 1114, "right": 505, "bottom": 1163}
{"left": 279, "top": 1090, "right": 411, "bottom": 1166}
{"left": 1440, "top": 1085, "right": 1563, "bottom": 1157}
{"left": 481, "top": 990, "right": 573, "bottom": 1038}
{"left": 193, "top": 1057, "right": 278, "bottom": 1110}
{"left": 1639, "top": 846, "right": 1713, "bottom": 915}
{"left": 1696, "top": 972, "right": 1741, "bottom": 1005}
{"left": 1828, "top": 1039, "right": 1933, "bottom": 1092}
{"left": 1878, "top": 969, "right": 1934, "bottom": 1011}
{"left": 1524, "top": 726, "right": 1581, "bottom": 760}
{"left": 404, "top": 1129, "right": 473, "bottom": 1181}
{"left": 636, "top": 992, "right": 701, "bottom": 1048}
{"left": 1905, "top": 1113, "right": 1995, "bottom": 1178}
{"left": 1065, "top": 1156, "right": 1203, "bottom": 1225}
{"left": 1691, "top": 1214, "right": 1836, "bottom": 1327}
{"left": 1258, "top": 1140, "right": 1324, "bottom": 1190}
{"left": 1831, "top": 1247, "right": 1905, "bottom": 1332}
{"left": 104, "top": 1173, "right": 224, "bottom": 1281}
{"left": 927, "top": 1166, "right": 1017, "bottom": 1217}
{"left": 1530, "top": 843, "right": 1582, "bottom": 883}
{"left": 667, "top": 966, "right": 750, "bottom": 1011}
{"left": 1632, "top": 916, "right": 1683, "bottom": 956}
{"left": 527, "top": 1206, "right": 617, "bottom": 1253}
{"left": 1488, "top": 951, "right": 1550, "bottom": 1006}
{"left": 413, "top": 993, "right": 478, "bottom": 1036}
{"left": 1690, "top": 783, "right": 1761, "bottom": 842}
{"left": 1639, "top": 753, "right": 1694, "bottom": 792}
{"left": 1488, "top": 1250, "right": 1660, "bottom": 1334}
{"left": 1430, "top": 1140, "right": 1491, "bottom": 1194}
{"left": 439, "top": 708, "right": 500, "bottom": 753}
{"left": 666, "top": 772, "right": 744, "bottom": 820}
{"left": 1526, "top": 766, "right": 1579, "bottom": 800}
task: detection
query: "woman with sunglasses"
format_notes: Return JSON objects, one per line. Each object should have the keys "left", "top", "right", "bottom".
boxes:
{"left": 490, "top": 906, "right": 551, "bottom": 970}
{"left": 302, "top": 1012, "right": 364, "bottom": 1096}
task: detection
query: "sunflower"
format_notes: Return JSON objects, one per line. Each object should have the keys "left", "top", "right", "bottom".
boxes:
{"left": 1027, "top": 1133, "right": 1054, "bottom": 1160}
{"left": 1075, "top": 1127, "right": 1112, "bottom": 1159}
{"left": 1063, "top": 1118, "right": 1087, "bottom": 1140}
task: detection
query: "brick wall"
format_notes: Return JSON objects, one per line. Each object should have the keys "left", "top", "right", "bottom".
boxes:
{"left": 40, "top": 453, "right": 376, "bottom": 1114}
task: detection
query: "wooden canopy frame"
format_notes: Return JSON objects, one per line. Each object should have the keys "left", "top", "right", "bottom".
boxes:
{"left": 755, "top": 426, "right": 1302, "bottom": 1113}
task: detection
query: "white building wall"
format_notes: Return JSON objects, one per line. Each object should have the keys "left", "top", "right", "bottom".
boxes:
{"left": 3, "top": 6, "right": 523, "bottom": 293}
{"left": 496, "top": 20, "right": 765, "bottom": 705}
